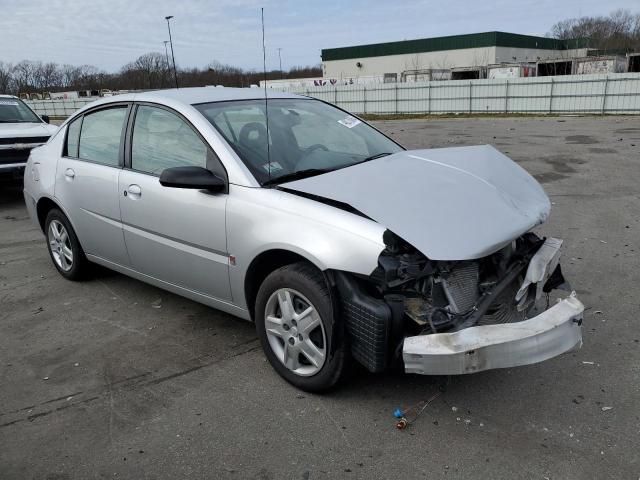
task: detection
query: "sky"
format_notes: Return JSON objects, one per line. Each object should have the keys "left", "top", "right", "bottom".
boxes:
{"left": 0, "top": 0, "right": 637, "bottom": 72}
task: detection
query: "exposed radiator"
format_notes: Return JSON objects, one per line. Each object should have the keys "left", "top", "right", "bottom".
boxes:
{"left": 441, "top": 262, "right": 480, "bottom": 314}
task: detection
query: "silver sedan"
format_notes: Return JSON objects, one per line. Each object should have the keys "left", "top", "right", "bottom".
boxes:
{"left": 23, "top": 87, "right": 583, "bottom": 391}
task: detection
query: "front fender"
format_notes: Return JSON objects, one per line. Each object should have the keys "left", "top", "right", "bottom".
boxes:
{"left": 226, "top": 186, "right": 385, "bottom": 309}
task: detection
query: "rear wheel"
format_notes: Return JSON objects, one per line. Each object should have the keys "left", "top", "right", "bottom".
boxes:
{"left": 255, "top": 262, "right": 346, "bottom": 392}
{"left": 45, "top": 209, "right": 90, "bottom": 280}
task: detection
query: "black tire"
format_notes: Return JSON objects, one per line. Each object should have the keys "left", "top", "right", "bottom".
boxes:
{"left": 44, "top": 208, "right": 90, "bottom": 281}
{"left": 255, "top": 262, "right": 347, "bottom": 392}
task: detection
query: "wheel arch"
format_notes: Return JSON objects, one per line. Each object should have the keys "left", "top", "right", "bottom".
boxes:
{"left": 35, "top": 196, "right": 82, "bottom": 244}
{"left": 36, "top": 196, "right": 63, "bottom": 233}
{"left": 244, "top": 249, "right": 327, "bottom": 321}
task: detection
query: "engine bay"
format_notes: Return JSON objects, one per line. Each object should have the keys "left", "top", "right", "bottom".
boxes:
{"left": 371, "top": 229, "right": 563, "bottom": 334}
{"left": 335, "top": 229, "right": 571, "bottom": 373}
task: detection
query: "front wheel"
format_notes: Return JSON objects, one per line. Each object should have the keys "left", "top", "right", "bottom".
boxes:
{"left": 255, "top": 262, "right": 347, "bottom": 392}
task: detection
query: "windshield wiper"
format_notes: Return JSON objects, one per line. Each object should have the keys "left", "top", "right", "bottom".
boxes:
{"left": 359, "top": 152, "right": 393, "bottom": 163}
{"left": 262, "top": 153, "right": 394, "bottom": 186}
{"left": 262, "top": 168, "right": 332, "bottom": 186}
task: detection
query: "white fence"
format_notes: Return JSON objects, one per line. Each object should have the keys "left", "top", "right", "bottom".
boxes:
{"left": 25, "top": 73, "right": 640, "bottom": 118}
{"left": 25, "top": 98, "right": 96, "bottom": 118}
{"left": 284, "top": 73, "right": 640, "bottom": 115}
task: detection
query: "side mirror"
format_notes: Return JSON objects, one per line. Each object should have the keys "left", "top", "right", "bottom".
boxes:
{"left": 41, "top": 115, "right": 50, "bottom": 124}
{"left": 159, "top": 166, "right": 226, "bottom": 192}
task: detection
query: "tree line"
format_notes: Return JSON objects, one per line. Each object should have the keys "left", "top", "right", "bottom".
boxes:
{"left": 1, "top": 8, "right": 638, "bottom": 95}
{"left": 0, "top": 52, "right": 321, "bottom": 95}
{"left": 549, "top": 8, "right": 640, "bottom": 52}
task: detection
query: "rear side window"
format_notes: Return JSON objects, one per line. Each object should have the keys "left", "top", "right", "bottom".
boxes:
{"left": 65, "top": 117, "right": 81, "bottom": 157}
{"left": 78, "top": 107, "right": 127, "bottom": 166}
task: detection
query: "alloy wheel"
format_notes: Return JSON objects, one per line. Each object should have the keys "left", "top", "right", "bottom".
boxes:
{"left": 264, "top": 288, "right": 327, "bottom": 376}
{"left": 48, "top": 220, "right": 73, "bottom": 272}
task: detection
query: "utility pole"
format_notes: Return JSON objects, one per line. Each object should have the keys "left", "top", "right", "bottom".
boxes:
{"left": 277, "top": 48, "right": 283, "bottom": 79}
{"left": 165, "top": 16, "right": 179, "bottom": 88}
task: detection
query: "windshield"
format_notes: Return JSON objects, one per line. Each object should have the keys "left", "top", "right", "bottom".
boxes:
{"left": 0, "top": 98, "right": 42, "bottom": 123}
{"left": 195, "top": 99, "right": 403, "bottom": 185}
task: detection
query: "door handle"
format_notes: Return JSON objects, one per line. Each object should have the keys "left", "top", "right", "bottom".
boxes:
{"left": 64, "top": 168, "right": 75, "bottom": 180}
{"left": 126, "top": 184, "right": 142, "bottom": 199}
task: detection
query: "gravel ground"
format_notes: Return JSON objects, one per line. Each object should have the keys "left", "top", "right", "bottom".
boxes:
{"left": 1, "top": 115, "right": 639, "bottom": 479}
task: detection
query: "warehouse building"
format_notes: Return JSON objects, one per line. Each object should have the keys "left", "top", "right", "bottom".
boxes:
{"left": 321, "top": 31, "right": 589, "bottom": 83}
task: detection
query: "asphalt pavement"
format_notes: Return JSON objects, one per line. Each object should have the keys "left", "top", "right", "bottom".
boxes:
{"left": 1, "top": 115, "right": 639, "bottom": 479}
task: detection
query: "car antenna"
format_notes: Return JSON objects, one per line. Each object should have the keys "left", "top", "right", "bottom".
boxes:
{"left": 261, "top": 7, "right": 272, "bottom": 182}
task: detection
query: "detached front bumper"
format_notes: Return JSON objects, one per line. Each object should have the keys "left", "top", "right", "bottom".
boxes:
{"left": 403, "top": 294, "right": 583, "bottom": 375}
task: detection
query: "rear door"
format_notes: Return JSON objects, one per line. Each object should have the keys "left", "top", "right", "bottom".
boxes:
{"left": 55, "top": 104, "right": 130, "bottom": 266}
{"left": 118, "top": 103, "right": 231, "bottom": 301}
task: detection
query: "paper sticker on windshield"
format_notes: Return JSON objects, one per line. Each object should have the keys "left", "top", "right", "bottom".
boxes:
{"left": 338, "top": 116, "right": 361, "bottom": 128}
{"left": 0, "top": 100, "right": 19, "bottom": 106}
{"left": 262, "top": 162, "right": 283, "bottom": 174}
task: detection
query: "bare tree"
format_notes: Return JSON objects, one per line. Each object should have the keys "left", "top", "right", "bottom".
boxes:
{"left": 550, "top": 8, "right": 640, "bottom": 52}
{"left": 12, "top": 61, "right": 40, "bottom": 94}
{"left": 0, "top": 62, "right": 13, "bottom": 94}
{"left": 38, "top": 62, "right": 62, "bottom": 92}
{"left": 2, "top": 54, "right": 321, "bottom": 95}
{"left": 120, "top": 52, "right": 171, "bottom": 89}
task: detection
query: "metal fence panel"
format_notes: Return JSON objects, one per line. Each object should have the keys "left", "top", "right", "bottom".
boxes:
{"left": 24, "top": 98, "right": 96, "bottom": 118}
{"left": 288, "top": 73, "right": 640, "bottom": 116}
{"left": 25, "top": 73, "right": 640, "bottom": 119}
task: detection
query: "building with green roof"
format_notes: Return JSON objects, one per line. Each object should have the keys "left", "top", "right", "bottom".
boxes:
{"left": 321, "top": 31, "right": 589, "bottom": 82}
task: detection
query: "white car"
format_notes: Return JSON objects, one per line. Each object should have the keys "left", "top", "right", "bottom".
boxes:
{"left": 0, "top": 95, "right": 58, "bottom": 180}
{"left": 23, "top": 87, "right": 583, "bottom": 391}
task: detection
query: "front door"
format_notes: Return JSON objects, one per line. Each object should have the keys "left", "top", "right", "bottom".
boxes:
{"left": 118, "top": 104, "right": 231, "bottom": 301}
{"left": 55, "top": 104, "right": 130, "bottom": 266}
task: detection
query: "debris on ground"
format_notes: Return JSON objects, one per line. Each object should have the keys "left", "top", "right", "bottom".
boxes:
{"left": 601, "top": 406, "right": 613, "bottom": 412}
{"left": 151, "top": 299, "right": 162, "bottom": 309}
{"left": 393, "top": 390, "right": 443, "bottom": 430}
{"left": 393, "top": 378, "right": 452, "bottom": 430}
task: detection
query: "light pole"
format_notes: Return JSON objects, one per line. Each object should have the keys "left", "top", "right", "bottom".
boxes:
{"left": 165, "top": 15, "right": 178, "bottom": 88}
{"left": 277, "top": 47, "right": 283, "bottom": 79}
{"left": 163, "top": 41, "right": 170, "bottom": 86}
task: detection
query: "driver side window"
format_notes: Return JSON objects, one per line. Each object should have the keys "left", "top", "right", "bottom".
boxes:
{"left": 131, "top": 105, "right": 212, "bottom": 176}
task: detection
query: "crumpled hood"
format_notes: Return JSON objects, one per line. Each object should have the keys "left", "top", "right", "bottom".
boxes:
{"left": 281, "top": 145, "right": 551, "bottom": 260}
{"left": 0, "top": 122, "right": 58, "bottom": 138}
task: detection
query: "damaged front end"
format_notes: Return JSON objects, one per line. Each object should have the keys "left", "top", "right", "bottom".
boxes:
{"left": 335, "top": 231, "right": 583, "bottom": 375}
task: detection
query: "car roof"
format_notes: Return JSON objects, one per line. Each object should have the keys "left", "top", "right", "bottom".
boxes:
{"left": 91, "top": 87, "right": 305, "bottom": 108}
